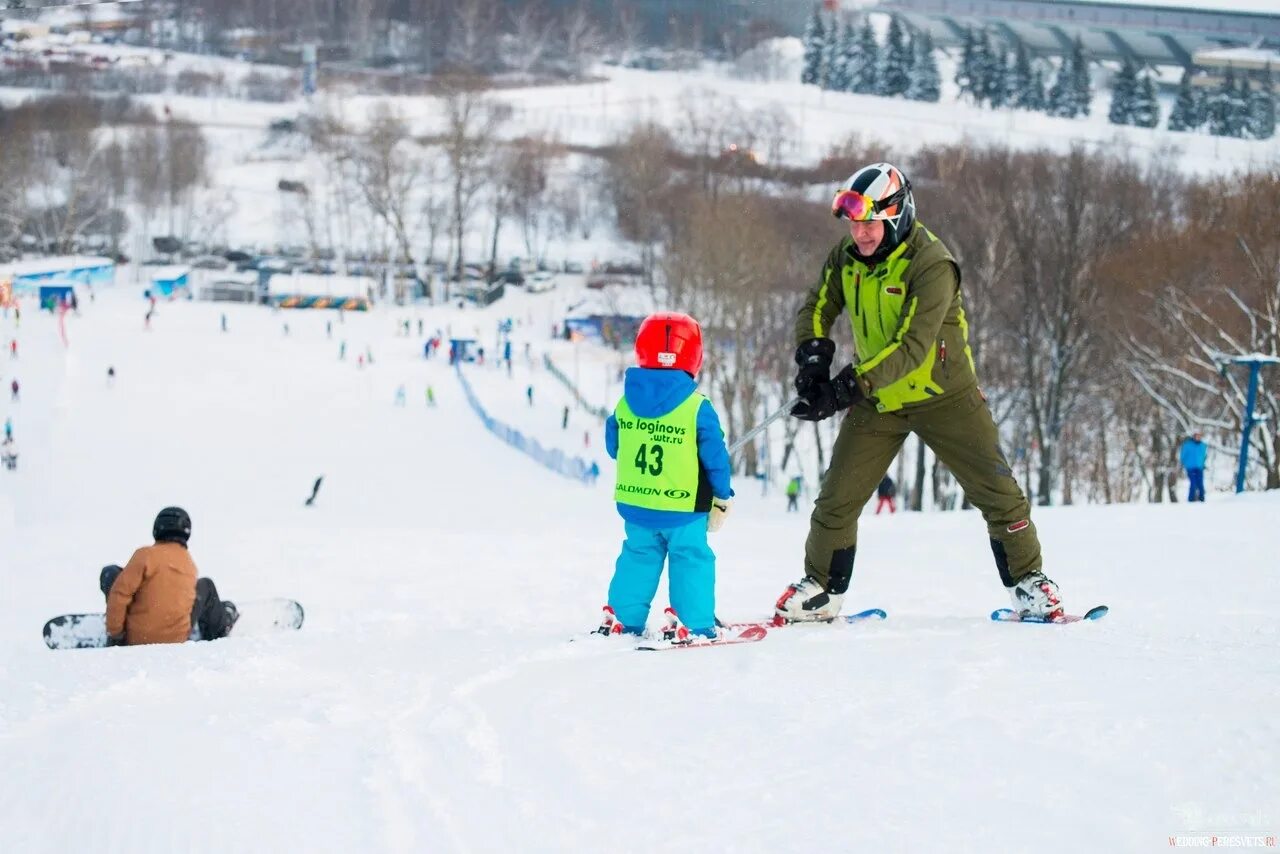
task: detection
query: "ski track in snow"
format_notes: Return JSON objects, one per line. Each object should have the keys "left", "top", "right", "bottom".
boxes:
{"left": 0, "top": 283, "right": 1277, "bottom": 852}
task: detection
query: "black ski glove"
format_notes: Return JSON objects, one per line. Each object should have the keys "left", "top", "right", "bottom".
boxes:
{"left": 791, "top": 364, "right": 864, "bottom": 422}
{"left": 793, "top": 338, "right": 835, "bottom": 399}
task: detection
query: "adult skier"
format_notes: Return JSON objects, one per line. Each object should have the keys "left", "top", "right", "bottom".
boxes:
{"left": 778, "top": 162, "right": 1062, "bottom": 622}
{"left": 101, "top": 507, "right": 238, "bottom": 645}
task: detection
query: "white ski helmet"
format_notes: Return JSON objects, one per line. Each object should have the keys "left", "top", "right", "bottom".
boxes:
{"left": 831, "top": 162, "right": 916, "bottom": 260}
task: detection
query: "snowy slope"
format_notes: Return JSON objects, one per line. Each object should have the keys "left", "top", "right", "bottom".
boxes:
{"left": 1, "top": 285, "right": 1278, "bottom": 852}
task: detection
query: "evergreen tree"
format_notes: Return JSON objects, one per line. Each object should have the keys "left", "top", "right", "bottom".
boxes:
{"left": 851, "top": 18, "right": 879, "bottom": 94}
{"left": 1009, "top": 42, "right": 1034, "bottom": 110}
{"left": 881, "top": 14, "right": 912, "bottom": 97}
{"left": 801, "top": 6, "right": 826, "bottom": 86}
{"left": 828, "top": 19, "right": 857, "bottom": 92}
{"left": 1228, "top": 71, "right": 1250, "bottom": 137}
{"left": 1131, "top": 73, "right": 1159, "bottom": 128}
{"left": 820, "top": 14, "right": 842, "bottom": 89}
{"left": 972, "top": 30, "right": 995, "bottom": 105}
{"left": 1070, "top": 38, "right": 1092, "bottom": 116}
{"left": 1046, "top": 56, "right": 1074, "bottom": 117}
{"left": 1246, "top": 64, "right": 1276, "bottom": 140}
{"left": 1167, "top": 67, "right": 1203, "bottom": 132}
{"left": 1108, "top": 58, "right": 1136, "bottom": 124}
{"left": 1207, "top": 66, "right": 1238, "bottom": 136}
{"left": 989, "top": 47, "right": 1012, "bottom": 108}
{"left": 1028, "top": 65, "right": 1048, "bottom": 111}
{"left": 906, "top": 32, "right": 941, "bottom": 102}
{"left": 956, "top": 28, "right": 978, "bottom": 102}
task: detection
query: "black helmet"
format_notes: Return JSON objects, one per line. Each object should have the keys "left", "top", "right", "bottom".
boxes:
{"left": 831, "top": 162, "right": 917, "bottom": 263}
{"left": 153, "top": 506, "right": 192, "bottom": 546}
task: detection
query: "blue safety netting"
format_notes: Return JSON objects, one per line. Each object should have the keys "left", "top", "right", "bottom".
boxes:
{"left": 456, "top": 364, "right": 598, "bottom": 485}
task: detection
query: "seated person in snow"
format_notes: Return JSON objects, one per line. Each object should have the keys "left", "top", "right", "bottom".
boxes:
{"left": 101, "top": 507, "right": 238, "bottom": 646}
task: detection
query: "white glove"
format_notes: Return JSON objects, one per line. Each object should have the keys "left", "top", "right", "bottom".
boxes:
{"left": 708, "top": 498, "right": 732, "bottom": 533}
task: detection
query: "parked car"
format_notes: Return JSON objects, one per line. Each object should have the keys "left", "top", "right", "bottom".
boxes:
{"left": 192, "top": 255, "right": 230, "bottom": 270}
{"left": 490, "top": 269, "right": 525, "bottom": 286}
{"left": 563, "top": 260, "right": 585, "bottom": 274}
{"left": 526, "top": 271, "right": 557, "bottom": 293}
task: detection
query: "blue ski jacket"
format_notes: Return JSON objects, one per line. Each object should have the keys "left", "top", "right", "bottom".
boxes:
{"left": 606, "top": 367, "right": 732, "bottom": 529}
{"left": 1179, "top": 437, "right": 1207, "bottom": 470}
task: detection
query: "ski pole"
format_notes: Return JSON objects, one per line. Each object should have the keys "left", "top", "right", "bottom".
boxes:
{"left": 728, "top": 396, "right": 800, "bottom": 455}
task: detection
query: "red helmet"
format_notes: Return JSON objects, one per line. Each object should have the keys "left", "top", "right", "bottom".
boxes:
{"left": 635, "top": 312, "right": 703, "bottom": 375}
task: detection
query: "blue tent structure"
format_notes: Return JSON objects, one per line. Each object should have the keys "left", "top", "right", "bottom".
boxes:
{"left": 149, "top": 266, "right": 191, "bottom": 297}
{"left": 1, "top": 256, "right": 115, "bottom": 294}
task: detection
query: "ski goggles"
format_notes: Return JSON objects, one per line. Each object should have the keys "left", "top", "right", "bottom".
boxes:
{"left": 831, "top": 183, "right": 910, "bottom": 222}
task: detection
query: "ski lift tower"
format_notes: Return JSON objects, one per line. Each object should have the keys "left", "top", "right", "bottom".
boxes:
{"left": 1220, "top": 354, "right": 1279, "bottom": 494}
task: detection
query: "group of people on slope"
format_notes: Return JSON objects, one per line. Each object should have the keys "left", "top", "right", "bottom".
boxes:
{"left": 596, "top": 161, "right": 1065, "bottom": 642}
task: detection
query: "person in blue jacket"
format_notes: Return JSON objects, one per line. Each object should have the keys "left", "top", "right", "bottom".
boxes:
{"left": 599, "top": 312, "right": 732, "bottom": 641}
{"left": 1179, "top": 431, "right": 1208, "bottom": 502}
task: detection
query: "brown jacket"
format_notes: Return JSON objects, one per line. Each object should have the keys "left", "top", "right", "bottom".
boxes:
{"left": 105, "top": 541, "right": 197, "bottom": 645}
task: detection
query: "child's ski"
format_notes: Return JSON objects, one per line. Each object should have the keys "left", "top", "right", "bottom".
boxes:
{"left": 991, "top": 605, "right": 1109, "bottom": 624}
{"left": 635, "top": 625, "right": 767, "bottom": 651}
{"left": 720, "top": 607, "right": 888, "bottom": 632}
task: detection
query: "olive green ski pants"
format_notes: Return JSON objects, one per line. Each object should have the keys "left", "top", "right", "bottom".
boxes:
{"left": 804, "top": 387, "right": 1042, "bottom": 593}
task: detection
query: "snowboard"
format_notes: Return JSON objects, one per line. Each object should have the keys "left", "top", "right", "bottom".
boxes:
{"left": 720, "top": 607, "right": 889, "bottom": 632}
{"left": 44, "top": 598, "right": 305, "bottom": 650}
{"left": 990, "top": 605, "right": 1109, "bottom": 624}
{"left": 635, "top": 624, "right": 768, "bottom": 651}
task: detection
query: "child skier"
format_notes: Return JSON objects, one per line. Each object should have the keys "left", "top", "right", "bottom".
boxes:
{"left": 598, "top": 312, "right": 733, "bottom": 642}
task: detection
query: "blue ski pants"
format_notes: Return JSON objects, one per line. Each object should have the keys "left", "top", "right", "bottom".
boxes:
{"left": 609, "top": 520, "right": 715, "bottom": 635}
{"left": 1186, "top": 467, "right": 1205, "bottom": 502}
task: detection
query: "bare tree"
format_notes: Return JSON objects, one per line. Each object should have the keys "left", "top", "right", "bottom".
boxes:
{"left": 602, "top": 123, "right": 676, "bottom": 286}
{"left": 561, "top": 2, "right": 603, "bottom": 78}
{"left": 439, "top": 77, "right": 510, "bottom": 289}
{"left": 351, "top": 106, "right": 425, "bottom": 269}
{"left": 507, "top": 1, "right": 555, "bottom": 75}
{"left": 504, "top": 135, "right": 560, "bottom": 262}
{"left": 449, "top": 0, "right": 500, "bottom": 72}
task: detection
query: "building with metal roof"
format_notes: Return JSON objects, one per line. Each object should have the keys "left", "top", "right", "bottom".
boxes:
{"left": 882, "top": 0, "right": 1280, "bottom": 68}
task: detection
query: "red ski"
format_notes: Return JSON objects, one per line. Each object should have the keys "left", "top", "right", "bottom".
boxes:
{"left": 635, "top": 625, "right": 767, "bottom": 651}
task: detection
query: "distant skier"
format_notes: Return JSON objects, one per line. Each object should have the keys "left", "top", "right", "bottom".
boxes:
{"left": 527, "top": 385, "right": 534, "bottom": 406}
{"left": 562, "top": 405, "right": 570, "bottom": 430}
{"left": 779, "top": 161, "right": 1061, "bottom": 623}
{"left": 221, "top": 313, "right": 228, "bottom": 333}
{"left": 326, "top": 320, "right": 332, "bottom": 339}
{"left": 588, "top": 460, "right": 600, "bottom": 484}
{"left": 304, "top": 476, "right": 324, "bottom": 507}
{"left": 339, "top": 341, "right": 347, "bottom": 360}
{"left": 417, "top": 319, "right": 424, "bottom": 336}
{"left": 1, "top": 436, "right": 16, "bottom": 470}
{"left": 9, "top": 338, "right": 16, "bottom": 358}
{"left": 100, "top": 507, "right": 238, "bottom": 646}
{"left": 597, "top": 312, "right": 733, "bottom": 641}
{"left": 875, "top": 474, "right": 897, "bottom": 514}
{"left": 1180, "top": 432, "right": 1208, "bottom": 503}
{"left": 786, "top": 475, "right": 802, "bottom": 512}
{"left": 107, "top": 366, "right": 115, "bottom": 387}
{"left": 426, "top": 385, "right": 436, "bottom": 407}
{"left": 3, "top": 415, "right": 11, "bottom": 441}
{"left": 9, "top": 378, "right": 17, "bottom": 401}
{"left": 394, "top": 384, "right": 406, "bottom": 406}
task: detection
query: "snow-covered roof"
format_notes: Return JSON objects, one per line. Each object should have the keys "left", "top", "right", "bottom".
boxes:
{"left": 268, "top": 272, "right": 376, "bottom": 299}
{"left": 1192, "top": 46, "right": 1280, "bottom": 69}
{"left": 0, "top": 256, "right": 114, "bottom": 278}
{"left": 149, "top": 265, "right": 192, "bottom": 283}
{"left": 39, "top": 1, "right": 141, "bottom": 29}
